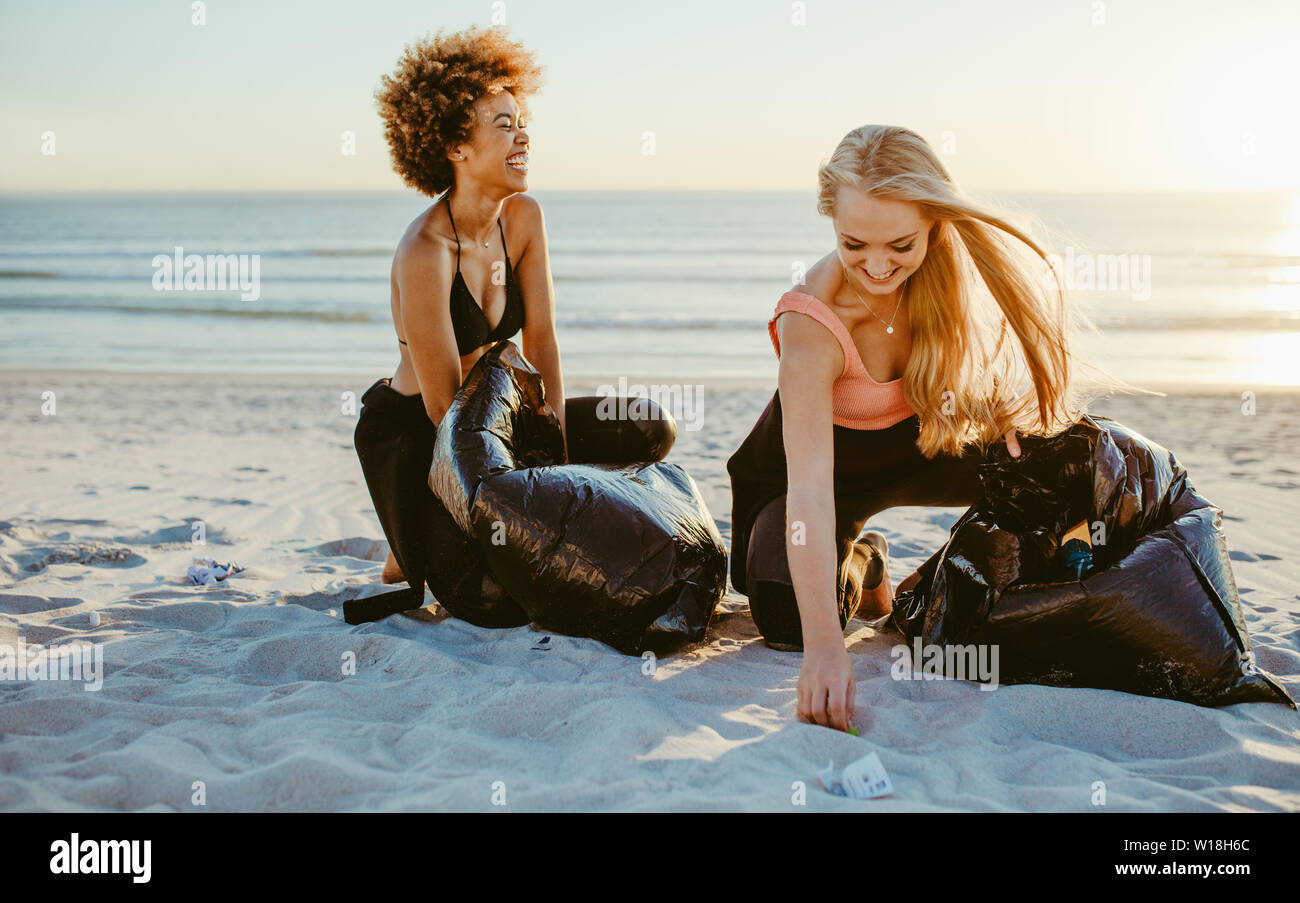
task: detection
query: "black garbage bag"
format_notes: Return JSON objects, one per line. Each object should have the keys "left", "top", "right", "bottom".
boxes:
{"left": 430, "top": 341, "right": 728, "bottom": 655}
{"left": 890, "top": 413, "right": 1294, "bottom": 708}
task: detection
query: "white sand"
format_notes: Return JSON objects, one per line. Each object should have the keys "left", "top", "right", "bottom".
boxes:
{"left": 1, "top": 370, "right": 1297, "bottom": 811}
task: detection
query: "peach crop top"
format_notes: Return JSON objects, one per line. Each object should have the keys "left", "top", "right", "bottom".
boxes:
{"left": 768, "top": 291, "right": 916, "bottom": 430}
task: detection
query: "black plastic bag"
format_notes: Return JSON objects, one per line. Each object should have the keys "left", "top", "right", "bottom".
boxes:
{"left": 890, "top": 413, "right": 1294, "bottom": 708}
{"left": 430, "top": 341, "right": 728, "bottom": 655}
{"left": 346, "top": 378, "right": 528, "bottom": 628}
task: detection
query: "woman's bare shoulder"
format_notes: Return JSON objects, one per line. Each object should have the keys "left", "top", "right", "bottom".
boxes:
{"left": 393, "top": 205, "right": 453, "bottom": 277}
{"left": 503, "top": 193, "right": 545, "bottom": 253}
{"left": 777, "top": 306, "right": 842, "bottom": 362}
{"left": 504, "top": 192, "right": 543, "bottom": 220}
{"left": 791, "top": 252, "right": 843, "bottom": 303}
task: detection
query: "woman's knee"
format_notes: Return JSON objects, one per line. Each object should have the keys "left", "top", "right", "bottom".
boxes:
{"left": 563, "top": 394, "right": 676, "bottom": 462}
{"left": 746, "top": 496, "right": 788, "bottom": 574}
{"left": 630, "top": 397, "right": 676, "bottom": 460}
{"left": 745, "top": 497, "right": 802, "bottom": 648}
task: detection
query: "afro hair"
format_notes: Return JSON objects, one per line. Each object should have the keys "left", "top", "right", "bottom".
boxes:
{"left": 375, "top": 26, "right": 544, "bottom": 197}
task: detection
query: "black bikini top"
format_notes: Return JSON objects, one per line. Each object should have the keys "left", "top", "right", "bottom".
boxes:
{"left": 398, "top": 196, "right": 526, "bottom": 356}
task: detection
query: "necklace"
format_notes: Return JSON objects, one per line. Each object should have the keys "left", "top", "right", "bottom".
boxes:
{"left": 846, "top": 273, "right": 905, "bottom": 334}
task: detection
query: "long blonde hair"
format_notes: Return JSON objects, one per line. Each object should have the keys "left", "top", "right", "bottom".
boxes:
{"left": 818, "top": 125, "right": 1154, "bottom": 458}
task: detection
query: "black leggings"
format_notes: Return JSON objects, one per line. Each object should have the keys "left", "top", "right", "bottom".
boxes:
{"left": 726, "top": 389, "right": 985, "bottom": 650}
{"left": 349, "top": 379, "right": 677, "bottom": 625}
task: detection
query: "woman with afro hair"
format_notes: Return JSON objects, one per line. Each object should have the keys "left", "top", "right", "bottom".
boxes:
{"left": 354, "top": 26, "right": 675, "bottom": 614}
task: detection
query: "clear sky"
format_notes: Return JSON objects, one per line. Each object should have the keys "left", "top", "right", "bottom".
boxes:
{"left": 1, "top": 0, "right": 1297, "bottom": 193}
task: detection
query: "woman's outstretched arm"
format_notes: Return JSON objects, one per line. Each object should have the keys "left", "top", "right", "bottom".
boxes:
{"left": 777, "top": 311, "right": 856, "bottom": 732}
{"left": 511, "top": 195, "right": 567, "bottom": 449}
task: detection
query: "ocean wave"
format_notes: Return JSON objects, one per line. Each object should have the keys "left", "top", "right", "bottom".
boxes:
{"left": 4, "top": 244, "right": 1295, "bottom": 273}
{"left": 0, "top": 269, "right": 785, "bottom": 285}
{"left": 0, "top": 272, "right": 382, "bottom": 283}
{"left": 0, "top": 299, "right": 1294, "bottom": 333}
{"left": 0, "top": 300, "right": 375, "bottom": 322}
{"left": 0, "top": 247, "right": 395, "bottom": 260}
{"left": 1091, "top": 313, "right": 1300, "bottom": 331}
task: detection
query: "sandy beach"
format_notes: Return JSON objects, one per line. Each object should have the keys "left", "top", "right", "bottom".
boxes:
{"left": 1, "top": 369, "right": 1297, "bottom": 812}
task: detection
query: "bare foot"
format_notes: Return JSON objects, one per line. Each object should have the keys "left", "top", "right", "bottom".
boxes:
{"left": 854, "top": 531, "right": 893, "bottom": 617}
{"left": 380, "top": 549, "right": 404, "bottom": 584}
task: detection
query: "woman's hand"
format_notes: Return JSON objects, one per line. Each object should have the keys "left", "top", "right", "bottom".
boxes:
{"left": 995, "top": 390, "right": 1021, "bottom": 458}
{"left": 797, "top": 643, "right": 856, "bottom": 732}
{"left": 1004, "top": 427, "right": 1021, "bottom": 458}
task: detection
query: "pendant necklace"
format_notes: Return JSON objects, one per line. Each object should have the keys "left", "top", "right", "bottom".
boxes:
{"left": 847, "top": 273, "right": 905, "bottom": 334}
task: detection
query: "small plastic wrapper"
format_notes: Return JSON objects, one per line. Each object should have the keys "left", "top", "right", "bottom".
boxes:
{"left": 819, "top": 751, "right": 894, "bottom": 799}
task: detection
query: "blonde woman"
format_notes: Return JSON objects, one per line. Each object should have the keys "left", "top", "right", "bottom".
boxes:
{"left": 727, "top": 125, "right": 1095, "bottom": 732}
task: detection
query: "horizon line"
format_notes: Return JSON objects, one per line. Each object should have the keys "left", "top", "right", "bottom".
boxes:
{"left": 3, "top": 186, "right": 1297, "bottom": 198}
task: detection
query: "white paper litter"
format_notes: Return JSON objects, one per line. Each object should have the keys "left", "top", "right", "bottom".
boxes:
{"left": 819, "top": 751, "right": 894, "bottom": 799}
{"left": 187, "top": 557, "right": 243, "bottom": 586}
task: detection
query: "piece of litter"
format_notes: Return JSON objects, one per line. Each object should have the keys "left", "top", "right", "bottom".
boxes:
{"left": 818, "top": 761, "right": 849, "bottom": 797}
{"left": 187, "top": 557, "right": 244, "bottom": 586}
{"left": 819, "top": 751, "right": 894, "bottom": 799}
{"left": 847, "top": 726, "right": 859, "bottom": 736}
{"left": 842, "top": 751, "right": 893, "bottom": 798}
{"left": 88, "top": 611, "right": 101, "bottom": 627}
{"left": 531, "top": 635, "right": 552, "bottom": 651}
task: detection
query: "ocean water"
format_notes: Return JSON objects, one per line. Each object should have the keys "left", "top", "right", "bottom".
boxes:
{"left": 1, "top": 190, "right": 1298, "bottom": 390}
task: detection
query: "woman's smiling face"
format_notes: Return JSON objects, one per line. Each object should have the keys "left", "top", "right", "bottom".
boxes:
{"left": 832, "top": 186, "right": 932, "bottom": 295}
{"left": 452, "top": 90, "right": 530, "bottom": 193}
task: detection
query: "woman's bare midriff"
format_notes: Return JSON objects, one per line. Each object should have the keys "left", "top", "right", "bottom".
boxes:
{"left": 388, "top": 340, "right": 491, "bottom": 397}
